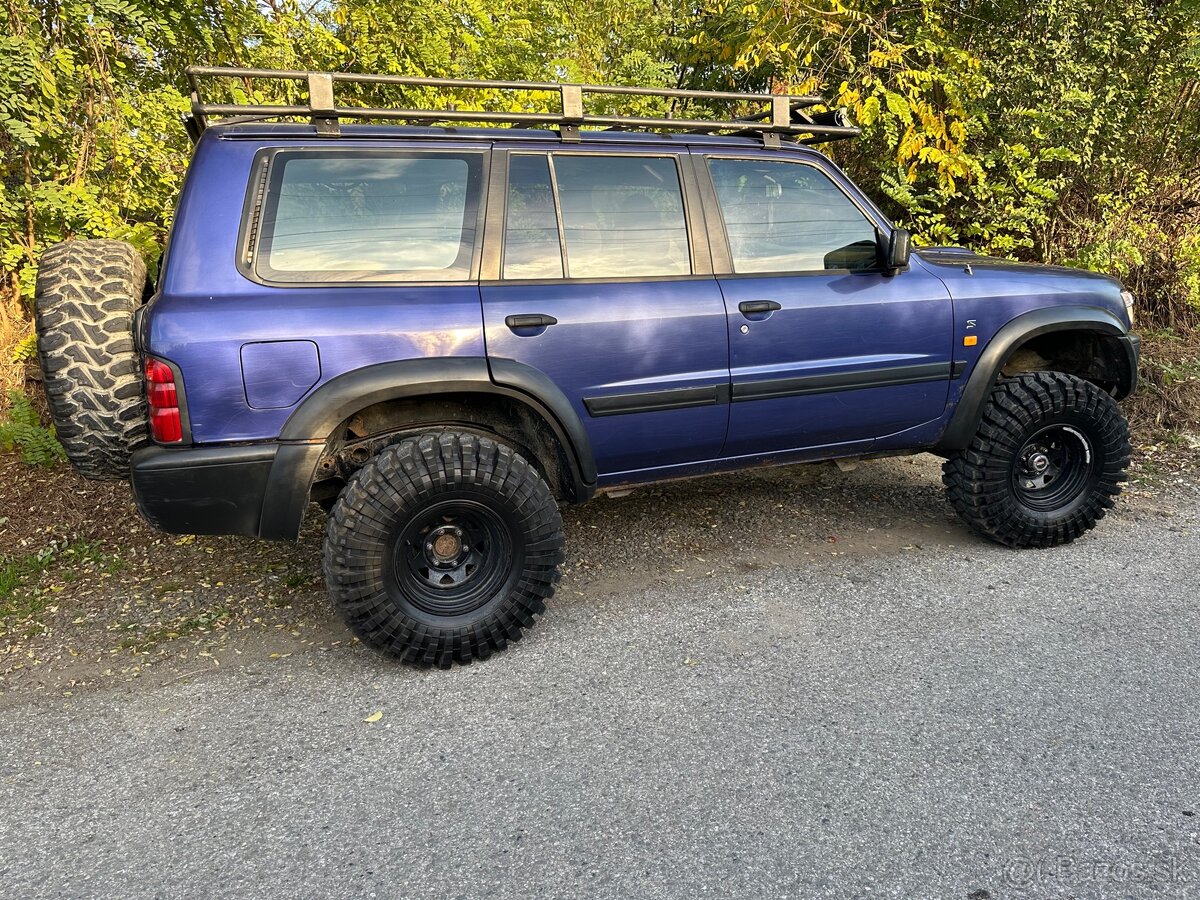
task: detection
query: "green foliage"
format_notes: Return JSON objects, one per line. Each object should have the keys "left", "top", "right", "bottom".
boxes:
{"left": 0, "top": 0, "right": 680, "bottom": 313}
{"left": 1158, "top": 356, "right": 1200, "bottom": 388}
{"left": 678, "top": 0, "right": 1200, "bottom": 325}
{"left": 1, "top": 0, "right": 1199, "bottom": 332}
{"left": 0, "top": 389, "right": 66, "bottom": 467}
{"left": 10, "top": 334, "right": 36, "bottom": 363}
{"left": 1, "top": 540, "right": 124, "bottom": 632}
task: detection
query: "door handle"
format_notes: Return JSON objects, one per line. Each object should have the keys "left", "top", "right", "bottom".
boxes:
{"left": 505, "top": 313, "right": 558, "bottom": 330}
{"left": 738, "top": 300, "right": 782, "bottom": 316}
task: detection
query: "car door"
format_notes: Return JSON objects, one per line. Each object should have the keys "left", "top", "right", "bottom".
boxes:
{"left": 480, "top": 148, "right": 729, "bottom": 478}
{"left": 699, "top": 153, "right": 954, "bottom": 457}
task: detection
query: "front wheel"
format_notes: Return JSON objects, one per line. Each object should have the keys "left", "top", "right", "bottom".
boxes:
{"left": 323, "top": 432, "right": 565, "bottom": 667}
{"left": 942, "top": 372, "right": 1130, "bottom": 548}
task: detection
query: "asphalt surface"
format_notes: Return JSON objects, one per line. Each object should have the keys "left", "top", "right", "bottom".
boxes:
{"left": 2, "top": 457, "right": 1199, "bottom": 899}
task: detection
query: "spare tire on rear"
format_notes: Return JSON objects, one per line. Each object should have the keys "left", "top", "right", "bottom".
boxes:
{"left": 34, "top": 239, "right": 150, "bottom": 481}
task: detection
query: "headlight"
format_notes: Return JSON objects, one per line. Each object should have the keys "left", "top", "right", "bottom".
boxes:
{"left": 1120, "top": 290, "right": 1136, "bottom": 326}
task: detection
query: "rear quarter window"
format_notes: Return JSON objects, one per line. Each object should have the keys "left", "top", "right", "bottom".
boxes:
{"left": 248, "top": 151, "right": 484, "bottom": 284}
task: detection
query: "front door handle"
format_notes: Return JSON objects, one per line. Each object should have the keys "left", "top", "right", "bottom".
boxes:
{"left": 738, "top": 300, "right": 782, "bottom": 316}
{"left": 505, "top": 313, "right": 558, "bottom": 330}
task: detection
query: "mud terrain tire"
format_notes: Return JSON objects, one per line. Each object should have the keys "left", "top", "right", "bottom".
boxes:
{"left": 943, "top": 371, "right": 1130, "bottom": 548}
{"left": 324, "top": 432, "right": 565, "bottom": 667}
{"left": 34, "top": 240, "right": 149, "bottom": 480}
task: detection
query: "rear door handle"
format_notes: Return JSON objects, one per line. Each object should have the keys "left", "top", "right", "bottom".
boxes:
{"left": 738, "top": 300, "right": 782, "bottom": 316}
{"left": 505, "top": 314, "right": 558, "bottom": 330}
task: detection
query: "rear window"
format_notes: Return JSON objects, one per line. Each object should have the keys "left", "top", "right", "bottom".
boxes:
{"left": 501, "top": 152, "right": 691, "bottom": 280}
{"left": 252, "top": 151, "right": 484, "bottom": 283}
{"left": 554, "top": 155, "right": 690, "bottom": 279}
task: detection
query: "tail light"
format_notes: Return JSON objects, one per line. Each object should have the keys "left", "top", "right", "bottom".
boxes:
{"left": 145, "top": 357, "right": 183, "bottom": 443}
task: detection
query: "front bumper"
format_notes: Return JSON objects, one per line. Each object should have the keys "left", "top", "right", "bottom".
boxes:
{"left": 130, "top": 444, "right": 277, "bottom": 537}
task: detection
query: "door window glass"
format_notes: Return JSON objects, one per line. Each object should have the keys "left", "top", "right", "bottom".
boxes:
{"left": 503, "top": 154, "right": 564, "bottom": 279}
{"left": 708, "top": 158, "right": 878, "bottom": 273}
{"left": 553, "top": 155, "right": 690, "bottom": 278}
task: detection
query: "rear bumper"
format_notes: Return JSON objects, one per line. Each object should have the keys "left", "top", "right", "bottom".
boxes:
{"left": 130, "top": 444, "right": 277, "bottom": 537}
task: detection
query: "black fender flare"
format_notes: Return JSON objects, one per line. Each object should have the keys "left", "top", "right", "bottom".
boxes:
{"left": 937, "top": 306, "right": 1138, "bottom": 452}
{"left": 258, "top": 357, "right": 597, "bottom": 540}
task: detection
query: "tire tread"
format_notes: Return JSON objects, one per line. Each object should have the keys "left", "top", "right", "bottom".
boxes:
{"left": 34, "top": 239, "right": 149, "bottom": 480}
{"left": 323, "top": 432, "right": 565, "bottom": 668}
{"left": 942, "top": 372, "right": 1130, "bottom": 548}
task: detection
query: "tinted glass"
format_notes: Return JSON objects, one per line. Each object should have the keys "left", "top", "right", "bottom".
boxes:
{"left": 257, "top": 152, "right": 481, "bottom": 282}
{"left": 503, "top": 154, "right": 563, "bottom": 279}
{"left": 708, "top": 158, "right": 878, "bottom": 273}
{"left": 552, "top": 155, "right": 690, "bottom": 278}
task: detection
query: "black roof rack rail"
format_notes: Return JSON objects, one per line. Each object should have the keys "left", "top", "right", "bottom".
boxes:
{"left": 183, "top": 66, "right": 859, "bottom": 147}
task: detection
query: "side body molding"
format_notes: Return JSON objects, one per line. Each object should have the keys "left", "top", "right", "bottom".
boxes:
{"left": 259, "top": 357, "right": 597, "bottom": 540}
{"left": 937, "top": 306, "right": 1136, "bottom": 452}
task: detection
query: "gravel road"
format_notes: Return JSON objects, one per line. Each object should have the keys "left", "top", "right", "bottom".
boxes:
{"left": 1, "top": 456, "right": 1198, "bottom": 899}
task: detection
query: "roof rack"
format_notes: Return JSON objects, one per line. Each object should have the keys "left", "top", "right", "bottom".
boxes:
{"left": 183, "top": 66, "right": 859, "bottom": 147}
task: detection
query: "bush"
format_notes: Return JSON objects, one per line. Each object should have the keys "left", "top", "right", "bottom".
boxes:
{"left": 0, "top": 389, "right": 66, "bottom": 468}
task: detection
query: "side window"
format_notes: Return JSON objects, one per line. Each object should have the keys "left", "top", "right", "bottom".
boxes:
{"left": 254, "top": 151, "right": 483, "bottom": 283}
{"left": 552, "top": 155, "right": 690, "bottom": 279}
{"left": 500, "top": 153, "right": 692, "bottom": 281}
{"left": 503, "top": 154, "right": 564, "bottom": 279}
{"left": 708, "top": 158, "right": 879, "bottom": 274}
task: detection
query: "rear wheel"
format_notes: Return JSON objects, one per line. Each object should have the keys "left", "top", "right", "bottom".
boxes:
{"left": 323, "top": 432, "right": 565, "bottom": 667}
{"left": 34, "top": 240, "right": 149, "bottom": 480}
{"left": 942, "top": 372, "right": 1130, "bottom": 548}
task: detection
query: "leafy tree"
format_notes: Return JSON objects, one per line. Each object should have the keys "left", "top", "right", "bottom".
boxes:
{"left": 1, "top": 0, "right": 1199, "bottom": 360}
{"left": 679, "top": 0, "right": 1200, "bottom": 324}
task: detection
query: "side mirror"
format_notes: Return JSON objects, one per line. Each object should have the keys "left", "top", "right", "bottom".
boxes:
{"left": 880, "top": 228, "right": 911, "bottom": 275}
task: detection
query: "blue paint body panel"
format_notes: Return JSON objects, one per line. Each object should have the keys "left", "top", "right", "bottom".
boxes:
{"left": 481, "top": 279, "right": 730, "bottom": 473}
{"left": 918, "top": 254, "right": 1129, "bottom": 424}
{"left": 718, "top": 266, "right": 953, "bottom": 454}
{"left": 145, "top": 133, "right": 488, "bottom": 443}
{"left": 241, "top": 341, "right": 321, "bottom": 409}
{"left": 143, "top": 122, "right": 1136, "bottom": 510}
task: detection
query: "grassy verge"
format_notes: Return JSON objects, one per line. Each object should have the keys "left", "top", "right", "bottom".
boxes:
{"left": 1126, "top": 329, "right": 1200, "bottom": 478}
{"left": 0, "top": 541, "right": 128, "bottom": 636}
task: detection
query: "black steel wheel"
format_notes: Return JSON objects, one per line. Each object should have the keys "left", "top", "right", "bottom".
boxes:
{"left": 324, "top": 432, "right": 565, "bottom": 667}
{"left": 392, "top": 499, "right": 517, "bottom": 617}
{"left": 1010, "top": 424, "right": 1095, "bottom": 513}
{"left": 943, "top": 372, "right": 1130, "bottom": 548}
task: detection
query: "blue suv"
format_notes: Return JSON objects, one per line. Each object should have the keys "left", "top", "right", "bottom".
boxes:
{"left": 33, "top": 69, "right": 1139, "bottom": 666}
